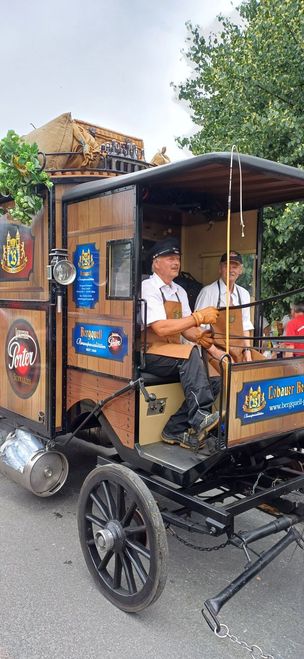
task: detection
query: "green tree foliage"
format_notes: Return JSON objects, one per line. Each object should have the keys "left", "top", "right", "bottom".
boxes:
{"left": 175, "top": 0, "right": 304, "bottom": 320}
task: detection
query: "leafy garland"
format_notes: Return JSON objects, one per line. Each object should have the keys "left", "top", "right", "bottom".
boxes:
{"left": 0, "top": 130, "right": 53, "bottom": 225}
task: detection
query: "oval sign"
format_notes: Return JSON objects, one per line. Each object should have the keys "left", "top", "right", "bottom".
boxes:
{"left": 5, "top": 319, "right": 41, "bottom": 399}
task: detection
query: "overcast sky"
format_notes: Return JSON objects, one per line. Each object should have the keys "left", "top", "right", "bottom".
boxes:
{"left": 0, "top": 0, "right": 235, "bottom": 161}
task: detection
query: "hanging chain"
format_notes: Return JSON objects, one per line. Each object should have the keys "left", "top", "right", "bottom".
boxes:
{"left": 214, "top": 623, "right": 275, "bottom": 659}
{"left": 166, "top": 525, "right": 229, "bottom": 552}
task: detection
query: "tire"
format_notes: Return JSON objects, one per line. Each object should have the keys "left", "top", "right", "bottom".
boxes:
{"left": 77, "top": 464, "right": 168, "bottom": 612}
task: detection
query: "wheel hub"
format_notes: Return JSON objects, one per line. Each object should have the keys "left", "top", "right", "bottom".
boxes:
{"left": 95, "top": 520, "right": 125, "bottom": 553}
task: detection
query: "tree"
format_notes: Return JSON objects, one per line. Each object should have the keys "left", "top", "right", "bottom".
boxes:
{"left": 175, "top": 0, "right": 304, "bottom": 320}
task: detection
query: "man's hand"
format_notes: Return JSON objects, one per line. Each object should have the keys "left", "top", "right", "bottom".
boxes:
{"left": 196, "top": 329, "right": 214, "bottom": 349}
{"left": 192, "top": 306, "right": 219, "bottom": 326}
{"left": 243, "top": 348, "right": 252, "bottom": 362}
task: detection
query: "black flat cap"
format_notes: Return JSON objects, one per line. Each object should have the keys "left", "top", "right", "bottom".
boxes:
{"left": 220, "top": 250, "right": 243, "bottom": 264}
{"left": 147, "top": 237, "right": 181, "bottom": 272}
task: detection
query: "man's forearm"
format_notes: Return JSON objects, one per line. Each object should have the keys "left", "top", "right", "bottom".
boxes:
{"left": 151, "top": 316, "right": 195, "bottom": 337}
{"left": 243, "top": 331, "right": 252, "bottom": 348}
{"left": 182, "top": 327, "right": 202, "bottom": 342}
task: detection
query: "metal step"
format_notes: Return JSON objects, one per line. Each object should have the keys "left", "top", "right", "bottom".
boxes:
{"left": 137, "top": 438, "right": 221, "bottom": 475}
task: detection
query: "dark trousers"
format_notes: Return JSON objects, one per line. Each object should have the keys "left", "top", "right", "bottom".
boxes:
{"left": 145, "top": 347, "right": 220, "bottom": 435}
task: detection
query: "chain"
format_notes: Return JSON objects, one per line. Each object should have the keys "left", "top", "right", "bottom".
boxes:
{"left": 167, "top": 525, "right": 229, "bottom": 551}
{"left": 215, "top": 623, "right": 275, "bottom": 659}
{"left": 294, "top": 524, "right": 304, "bottom": 550}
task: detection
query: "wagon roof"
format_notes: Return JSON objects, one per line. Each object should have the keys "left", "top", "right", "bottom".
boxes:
{"left": 62, "top": 152, "right": 304, "bottom": 211}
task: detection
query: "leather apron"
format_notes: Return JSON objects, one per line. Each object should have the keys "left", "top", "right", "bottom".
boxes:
{"left": 145, "top": 291, "right": 193, "bottom": 359}
{"left": 208, "top": 281, "right": 264, "bottom": 374}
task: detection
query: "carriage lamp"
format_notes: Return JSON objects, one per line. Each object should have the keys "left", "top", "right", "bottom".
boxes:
{"left": 47, "top": 248, "right": 76, "bottom": 285}
{"left": 47, "top": 248, "right": 76, "bottom": 313}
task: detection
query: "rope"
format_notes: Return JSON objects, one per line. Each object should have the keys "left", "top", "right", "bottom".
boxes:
{"left": 219, "top": 285, "right": 304, "bottom": 312}
{"left": 225, "top": 146, "right": 244, "bottom": 385}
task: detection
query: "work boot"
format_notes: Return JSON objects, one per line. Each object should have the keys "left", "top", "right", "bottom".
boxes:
{"left": 161, "top": 430, "right": 194, "bottom": 447}
{"left": 161, "top": 429, "right": 212, "bottom": 451}
{"left": 189, "top": 411, "right": 219, "bottom": 450}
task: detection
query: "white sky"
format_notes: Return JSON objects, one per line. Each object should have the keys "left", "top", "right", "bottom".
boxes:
{"left": 0, "top": 0, "right": 235, "bottom": 161}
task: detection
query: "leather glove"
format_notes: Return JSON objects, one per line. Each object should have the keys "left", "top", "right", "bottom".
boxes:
{"left": 192, "top": 306, "right": 219, "bottom": 326}
{"left": 196, "top": 330, "right": 214, "bottom": 349}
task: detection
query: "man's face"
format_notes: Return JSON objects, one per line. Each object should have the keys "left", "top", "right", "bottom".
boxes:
{"left": 153, "top": 254, "right": 181, "bottom": 282}
{"left": 219, "top": 260, "right": 243, "bottom": 285}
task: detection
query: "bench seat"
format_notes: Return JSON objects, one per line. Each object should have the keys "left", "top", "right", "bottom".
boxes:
{"left": 139, "top": 371, "right": 180, "bottom": 386}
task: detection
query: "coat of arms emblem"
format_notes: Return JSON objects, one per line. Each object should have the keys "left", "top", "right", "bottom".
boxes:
{"left": 1, "top": 228, "right": 28, "bottom": 274}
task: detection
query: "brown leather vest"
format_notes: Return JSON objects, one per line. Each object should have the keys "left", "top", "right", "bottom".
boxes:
{"left": 208, "top": 281, "right": 264, "bottom": 373}
{"left": 145, "top": 291, "right": 193, "bottom": 358}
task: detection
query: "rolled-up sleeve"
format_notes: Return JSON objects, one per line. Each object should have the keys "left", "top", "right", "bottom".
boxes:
{"left": 141, "top": 281, "right": 167, "bottom": 325}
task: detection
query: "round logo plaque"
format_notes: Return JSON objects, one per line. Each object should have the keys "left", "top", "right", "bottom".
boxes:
{"left": 5, "top": 319, "right": 41, "bottom": 399}
{"left": 107, "top": 331, "right": 123, "bottom": 355}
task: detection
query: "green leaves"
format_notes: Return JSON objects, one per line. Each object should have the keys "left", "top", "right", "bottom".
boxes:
{"left": 176, "top": 0, "right": 304, "bottom": 321}
{"left": 0, "top": 130, "right": 53, "bottom": 225}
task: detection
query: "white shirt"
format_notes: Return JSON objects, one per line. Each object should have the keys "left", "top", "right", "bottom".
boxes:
{"left": 195, "top": 278, "right": 254, "bottom": 331}
{"left": 142, "top": 273, "right": 191, "bottom": 326}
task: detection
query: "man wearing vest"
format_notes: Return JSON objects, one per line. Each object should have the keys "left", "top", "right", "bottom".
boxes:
{"left": 195, "top": 251, "right": 260, "bottom": 371}
{"left": 141, "top": 238, "right": 220, "bottom": 450}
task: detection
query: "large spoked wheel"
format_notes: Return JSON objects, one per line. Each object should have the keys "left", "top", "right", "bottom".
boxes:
{"left": 77, "top": 464, "right": 168, "bottom": 612}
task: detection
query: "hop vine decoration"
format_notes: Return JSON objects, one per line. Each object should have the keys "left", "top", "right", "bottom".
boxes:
{"left": 0, "top": 130, "right": 53, "bottom": 225}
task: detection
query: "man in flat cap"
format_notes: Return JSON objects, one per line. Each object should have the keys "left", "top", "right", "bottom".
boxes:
{"left": 195, "top": 250, "right": 256, "bottom": 368}
{"left": 141, "top": 237, "right": 220, "bottom": 450}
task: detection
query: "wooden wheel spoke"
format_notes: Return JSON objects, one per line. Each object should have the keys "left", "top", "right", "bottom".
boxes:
{"left": 113, "top": 553, "right": 123, "bottom": 589}
{"left": 125, "top": 538, "right": 150, "bottom": 560}
{"left": 121, "top": 500, "right": 137, "bottom": 527}
{"left": 101, "top": 481, "right": 116, "bottom": 519}
{"left": 125, "top": 547, "right": 148, "bottom": 584}
{"left": 85, "top": 513, "right": 106, "bottom": 529}
{"left": 121, "top": 554, "right": 137, "bottom": 594}
{"left": 124, "top": 524, "right": 146, "bottom": 537}
{"left": 90, "top": 491, "right": 110, "bottom": 521}
{"left": 116, "top": 484, "right": 126, "bottom": 521}
{"left": 97, "top": 549, "right": 113, "bottom": 571}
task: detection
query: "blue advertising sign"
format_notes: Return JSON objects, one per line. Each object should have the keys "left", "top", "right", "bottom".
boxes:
{"left": 73, "top": 243, "right": 99, "bottom": 308}
{"left": 72, "top": 323, "right": 128, "bottom": 361}
{"left": 237, "top": 375, "right": 304, "bottom": 425}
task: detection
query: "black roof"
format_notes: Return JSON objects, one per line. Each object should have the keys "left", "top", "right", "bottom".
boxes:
{"left": 62, "top": 152, "right": 304, "bottom": 212}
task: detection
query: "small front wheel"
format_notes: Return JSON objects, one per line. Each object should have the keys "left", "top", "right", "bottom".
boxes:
{"left": 77, "top": 463, "right": 168, "bottom": 612}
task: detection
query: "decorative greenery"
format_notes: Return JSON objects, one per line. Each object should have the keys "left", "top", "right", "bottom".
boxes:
{"left": 175, "top": 0, "right": 304, "bottom": 321}
{"left": 0, "top": 130, "right": 53, "bottom": 225}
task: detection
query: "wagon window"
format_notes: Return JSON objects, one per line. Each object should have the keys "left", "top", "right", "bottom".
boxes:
{"left": 106, "top": 239, "right": 133, "bottom": 299}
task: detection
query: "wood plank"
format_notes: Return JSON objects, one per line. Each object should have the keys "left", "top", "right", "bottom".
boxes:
{"left": 66, "top": 369, "right": 135, "bottom": 448}
{"left": 228, "top": 359, "right": 304, "bottom": 446}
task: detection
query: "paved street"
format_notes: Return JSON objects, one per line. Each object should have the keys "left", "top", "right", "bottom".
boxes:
{"left": 0, "top": 440, "right": 303, "bottom": 659}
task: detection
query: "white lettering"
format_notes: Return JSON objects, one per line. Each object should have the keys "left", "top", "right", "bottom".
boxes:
{"left": 7, "top": 335, "right": 37, "bottom": 371}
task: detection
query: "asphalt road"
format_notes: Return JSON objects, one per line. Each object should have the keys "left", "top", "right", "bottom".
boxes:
{"left": 0, "top": 440, "right": 303, "bottom": 659}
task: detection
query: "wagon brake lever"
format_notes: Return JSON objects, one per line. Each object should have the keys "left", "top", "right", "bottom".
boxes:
{"left": 138, "top": 378, "right": 157, "bottom": 403}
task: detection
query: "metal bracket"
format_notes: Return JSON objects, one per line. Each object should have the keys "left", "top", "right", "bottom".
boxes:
{"left": 147, "top": 398, "right": 167, "bottom": 416}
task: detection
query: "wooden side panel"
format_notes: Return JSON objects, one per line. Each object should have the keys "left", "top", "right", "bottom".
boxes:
{"left": 228, "top": 358, "right": 304, "bottom": 446}
{"left": 139, "top": 383, "right": 184, "bottom": 445}
{"left": 0, "top": 202, "right": 49, "bottom": 301}
{"left": 0, "top": 308, "right": 47, "bottom": 424}
{"left": 182, "top": 210, "right": 257, "bottom": 284}
{"left": 66, "top": 369, "right": 135, "bottom": 448}
{"left": 67, "top": 189, "right": 136, "bottom": 380}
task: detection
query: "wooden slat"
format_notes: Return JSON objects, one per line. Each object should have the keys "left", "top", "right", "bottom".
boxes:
{"left": 66, "top": 369, "right": 135, "bottom": 448}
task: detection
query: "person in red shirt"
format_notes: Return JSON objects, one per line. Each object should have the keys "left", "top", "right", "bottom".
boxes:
{"left": 284, "top": 303, "right": 304, "bottom": 357}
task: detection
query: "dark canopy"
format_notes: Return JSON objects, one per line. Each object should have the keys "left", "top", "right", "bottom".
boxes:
{"left": 62, "top": 153, "right": 304, "bottom": 212}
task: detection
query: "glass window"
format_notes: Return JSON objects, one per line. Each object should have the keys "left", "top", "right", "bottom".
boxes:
{"left": 106, "top": 239, "right": 133, "bottom": 299}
